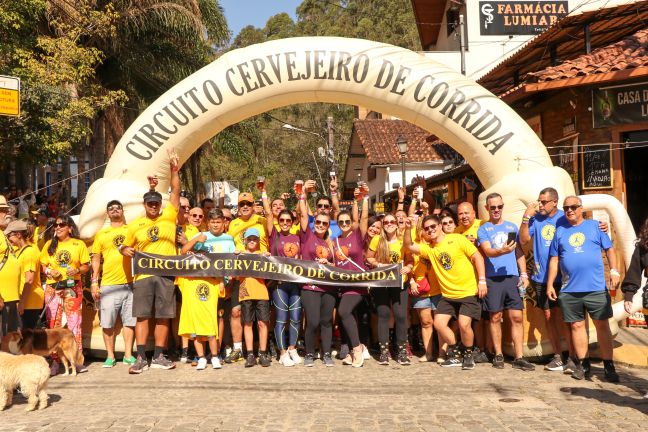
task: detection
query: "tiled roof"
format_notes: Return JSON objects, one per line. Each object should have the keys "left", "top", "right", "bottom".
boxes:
{"left": 353, "top": 119, "right": 460, "bottom": 165}
{"left": 527, "top": 29, "right": 648, "bottom": 82}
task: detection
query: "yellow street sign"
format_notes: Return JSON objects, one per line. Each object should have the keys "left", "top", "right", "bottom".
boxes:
{"left": 0, "top": 75, "right": 20, "bottom": 117}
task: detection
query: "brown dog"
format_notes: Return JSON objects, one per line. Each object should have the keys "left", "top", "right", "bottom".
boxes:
{"left": 0, "top": 328, "right": 84, "bottom": 376}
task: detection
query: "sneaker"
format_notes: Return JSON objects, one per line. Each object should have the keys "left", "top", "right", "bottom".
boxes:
{"left": 259, "top": 353, "right": 272, "bottom": 367}
{"left": 196, "top": 357, "right": 207, "bottom": 370}
{"left": 563, "top": 357, "right": 577, "bottom": 374}
{"left": 323, "top": 352, "right": 334, "bottom": 367}
{"left": 49, "top": 362, "right": 60, "bottom": 377}
{"left": 279, "top": 353, "right": 295, "bottom": 367}
{"left": 338, "top": 344, "right": 350, "bottom": 360}
{"left": 288, "top": 348, "right": 302, "bottom": 365}
{"left": 76, "top": 364, "right": 88, "bottom": 374}
{"left": 122, "top": 356, "right": 137, "bottom": 366}
{"left": 224, "top": 348, "right": 244, "bottom": 364}
{"left": 268, "top": 341, "right": 278, "bottom": 360}
{"left": 244, "top": 353, "right": 256, "bottom": 368}
{"left": 462, "top": 351, "right": 475, "bottom": 370}
{"left": 441, "top": 355, "right": 462, "bottom": 368}
{"left": 211, "top": 357, "right": 222, "bottom": 369}
{"left": 362, "top": 344, "right": 370, "bottom": 360}
{"left": 352, "top": 346, "right": 364, "bottom": 368}
{"left": 179, "top": 348, "right": 189, "bottom": 364}
{"left": 492, "top": 354, "right": 505, "bottom": 369}
{"left": 582, "top": 358, "right": 591, "bottom": 377}
{"left": 342, "top": 354, "right": 353, "bottom": 365}
{"left": 102, "top": 358, "right": 116, "bottom": 368}
{"left": 545, "top": 355, "right": 564, "bottom": 371}
{"left": 378, "top": 345, "right": 390, "bottom": 365}
{"left": 604, "top": 363, "right": 620, "bottom": 383}
{"left": 303, "top": 353, "right": 315, "bottom": 367}
{"left": 473, "top": 348, "right": 490, "bottom": 364}
{"left": 150, "top": 354, "right": 176, "bottom": 370}
{"left": 406, "top": 343, "right": 414, "bottom": 359}
{"left": 397, "top": 346, "right": 411, "bottom": 366}
{"left": 512, "top": 358, "right": 536, "bottom": 371}
{"left": 128, "top": 356, "right": 149, "bottom": 374}
{"left": 571, "top": 364, "right": 585, "bottom": 380}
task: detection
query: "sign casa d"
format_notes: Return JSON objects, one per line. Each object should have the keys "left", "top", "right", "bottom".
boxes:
{"left": 0, "top": 75, "right": 20, "bottom": 117}
{"left": 592, "top": 82, "right": 648, "bottom": 128}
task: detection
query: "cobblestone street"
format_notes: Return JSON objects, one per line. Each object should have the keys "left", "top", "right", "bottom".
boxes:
{"left": 2, "top": 356, "right": 647, "bottom": 431}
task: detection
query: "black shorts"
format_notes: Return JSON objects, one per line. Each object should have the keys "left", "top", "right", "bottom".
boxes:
{"left": 1, "top": 300, "right": 20, "bottom": 335}
{"left": 531, "top": 280, "right": 561, "bottom": 310}
{"left": 484, "top": 276, "right": 523, "bottom": 313}
{"left": 230, "top": 280, "right": 241, "bottom": 310}
{"left": 559, "top": 291, "right": 613, "bottom": 323}
{"left": 436, "top": 296, "right": 482, "bottom": 320}
{"left": 132, "top": 276, "right": 176, "bottom": 319}
{"left": 241, "top": 299, "right": 270, "bottom": 324}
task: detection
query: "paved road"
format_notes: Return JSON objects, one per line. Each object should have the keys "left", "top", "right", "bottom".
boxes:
{"left": 2, "top": 356, "right": 647, "bottom": 431}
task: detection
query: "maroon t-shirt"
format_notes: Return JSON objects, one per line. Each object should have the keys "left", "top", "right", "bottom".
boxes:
{"left": 268, "top": 227, "right": 301, "bottom": 258}
{"left": 333, "top": 229, "right": 368, "bottom": 295}
{"left": 299, "top": 228, "right": 335, "bottom": 293}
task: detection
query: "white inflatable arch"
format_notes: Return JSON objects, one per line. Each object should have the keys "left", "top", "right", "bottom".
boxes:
{"left": 79, "top": 37, "right": 638, "bottom": 322}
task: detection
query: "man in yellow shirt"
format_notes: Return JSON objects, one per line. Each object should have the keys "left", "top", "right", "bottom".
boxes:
{"left": 120, "top": 149, "right": 182, "bottom": 374}
{"left": 454, "top": 202, "right": 484, "bottom": 243}
{"left": 0, "top": 203, "right": 23, "bottom": 335}
{"left": 91, "top": 200, "right": 136, "bottom": 368}
{"left": 5, "top": 220, "right": 43, "bottom": 330}
{"left": 31, "top": 208, "right": 48, "bottom": 249}
{"left": 404, "top": 215, "right": 487, "bottom": 371}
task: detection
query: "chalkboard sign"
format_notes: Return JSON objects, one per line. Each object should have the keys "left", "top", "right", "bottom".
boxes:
{"left": 580, "top": 144, "right": 613, "bottom": 189}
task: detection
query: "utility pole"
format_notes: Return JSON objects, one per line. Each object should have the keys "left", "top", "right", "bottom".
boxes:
{"left": 327, "top": 116, "right": 335, "bottom": 175}
{"left": 459, "top": 15, "right": 466, "bottom": 76}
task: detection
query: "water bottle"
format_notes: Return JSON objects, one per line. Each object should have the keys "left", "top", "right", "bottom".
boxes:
{"left": 61, "top": 263, "right": 76, "bottom": 288}
{"left": 517, "top": 279, "right": 526, "bottom": 307}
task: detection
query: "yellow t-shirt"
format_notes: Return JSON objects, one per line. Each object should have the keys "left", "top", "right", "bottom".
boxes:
{"left": 0, "top": 233, "right": 21, "bottom": 302}
{"left": 40, "top": 238, "right": 90, "bottom": 285}
{"left": 183, "top": 224, "right": 200, "bottom": 240}
{"left": 124, "top": 204, "right": 178, "bottom": 281}
{"left": 273, "top": 221, "right": 300, "bottom": 235}
{"left": 177, "top": 277, "right": 223, "bottom": 337}
{"left": 455, "top": 218, "right": 484, "bottom": 239}
{"left": 16, "top": 244, "right": 43, "bottom": 310}
{"left": 411, "top": 241, "right": 442, "bottom": 298}
{"left": 419, "top": 233, "right": 478, "bottom": 299}
{"left": 369, "top": 235, "right": 404, "bottom": 264}
{"left": 238, "top": 253, "right": 268, "bottom": 301}
{"left": 228, "top": 215, "right": 268, "bottom": 252}
{"left": 91, "top": 224, "right": 133, "bottom": 286}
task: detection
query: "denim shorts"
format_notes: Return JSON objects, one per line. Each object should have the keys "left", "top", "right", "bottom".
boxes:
{"left": 412, "top": 294, "right": 442, "bottom": 310}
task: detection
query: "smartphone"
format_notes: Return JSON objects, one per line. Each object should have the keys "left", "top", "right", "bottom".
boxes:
{"left": 330, "top": 171, "right": 336, "bottom": 179}
{"left": 507, "top": 232, "right": 517, "bottom": 244}
{"left": 416, "top": 186, "right": 423, "bottom": 201}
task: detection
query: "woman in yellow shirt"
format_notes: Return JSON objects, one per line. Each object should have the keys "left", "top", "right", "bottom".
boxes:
{"left": 366, "top": 213, "right": 413, "bottom": 366}
{"left": 40, "top": 215, "right": 90, "bottom": 375}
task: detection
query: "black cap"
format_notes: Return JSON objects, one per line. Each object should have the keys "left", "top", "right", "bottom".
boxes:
{"left": 143, "top": 190, "right": 162, "bottom": 203}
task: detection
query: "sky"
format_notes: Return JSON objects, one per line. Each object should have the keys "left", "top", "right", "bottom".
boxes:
{"left": 220, "top": 0, "right": 302, "bottom": 41}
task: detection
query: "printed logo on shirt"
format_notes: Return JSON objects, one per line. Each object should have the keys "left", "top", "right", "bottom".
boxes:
{"left": 56, "top": 250, "right": 71, "bottom": 266}
{"left": 491, "top": 231, "right": 508, "bottom": 249}
{"left": 315, "top": 245, "right": 330, "bottom": 259}
{"left": 438, "top": 252, "right": 453, "bottom": 271}
{"left": 283, "top": 242, "right": 299, "bottom": 258}
{"left": 568, "top": 232, "right": 585, "bottom": 253}
{"left": 196, "top": 283, "right": 210, "bottom": 301}
{"left": 541, "top": 224, "right": 555, "bottom": 242}
{"left": 112, "top": 234, "right": 125, "bottom": 248}
{"left": 147, "top": 226, "right": 160, "bottom": 242}
{"left": 389, "top": 251, "right": 400, "bottom": 264}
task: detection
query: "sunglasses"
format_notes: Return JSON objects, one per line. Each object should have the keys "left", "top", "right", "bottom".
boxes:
{"left": 423, "top": 224, "right": 438, "bottom": 231}
{"left": 338, "top": 219, "right": 352, "bottom": 226}
{"left": 54, "top": 222, "right": 68, "bottom": 228}
{"left": 489, "top": 205, "right": 504, "bottom": 211}
{"left": 441, "top": 221, "right": 454, "bottom": 226}
{"left": 239, "top": 201, "right": 253, "bottom": 208}
{"left": 190, "top": 214, "right": 204, "bottom": 219}
{"left": 383, "top": 220, "right": 397, "bottom": 226}
{"left": 563, "top": 204, "right": 582, "bottom": 212}
{"left": 107, "top": 205, "right": 122, "bottom": 211}
{"left": 278, "top": 218, "right": 293, "bottom": 223}
{"left": 180, "top": 205, "right": 190, "bottom": 210}
{"left": 145, "top": 201, "right": 160, "bottom": 207}
{"left": 538, "top": 200, "right": 555, "bottom": 205}
{"left": 314, "top": 220, "right": 330, "bottom": 227}
{"left": 317, "top": 203, "right": 331, "bottom": 209}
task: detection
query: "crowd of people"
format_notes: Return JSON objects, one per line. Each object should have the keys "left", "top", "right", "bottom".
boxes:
{"left": 0, "top": 147, "right": 640, "bottom": 384}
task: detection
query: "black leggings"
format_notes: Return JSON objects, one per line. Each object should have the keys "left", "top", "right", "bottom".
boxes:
{"left": 373, "top": 286, "right": 409, "bottom": 346}
{"left": 338, "top": 295, "right": 362, "bottom": 348}
{"left": 301, "top": 290, "right": 336, "bottom": 355}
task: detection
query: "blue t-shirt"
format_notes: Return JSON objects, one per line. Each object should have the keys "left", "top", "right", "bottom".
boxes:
{"left": 548, "top": 219, "right": 612, "bottom": 293}
{"left": 308, "top": 214, "right": 341, "bottom": 239}
{"left": 193, "top": 232, "right": 236, "bottom": 253}
{"left": 477, "top": 220, "right": 519, "bottom": 277}
{"left": 528, "top": 210, "right": 565, "bottom": 284}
